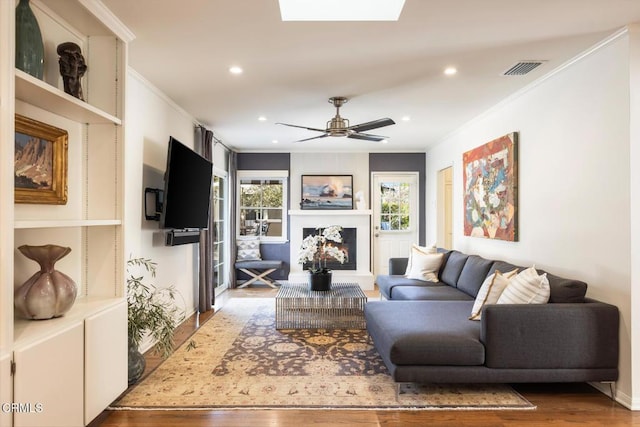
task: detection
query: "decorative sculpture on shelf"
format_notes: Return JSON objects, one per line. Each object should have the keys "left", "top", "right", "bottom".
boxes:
{"left": 57, "top": 42, "right": 87, "bottom": 101}
{"left": 14, "top": 244, "right": 78, "bottom": 320}
{"left": 355, "top": 191, "right": 366, "bottom": 210}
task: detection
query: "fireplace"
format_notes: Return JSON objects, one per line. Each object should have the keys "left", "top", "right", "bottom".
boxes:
{"left": 288, "top": 209, "right": 373, "bottom": 290}
{"left": 302, "top": 227, "right": 357, "bottom": 270}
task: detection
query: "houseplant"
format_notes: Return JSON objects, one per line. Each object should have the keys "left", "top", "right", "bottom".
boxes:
{"left": 127, "top": 257, "right": 185, "bottom": 384}
{"left": 297, "top": 225, "right": 346, "bottom": 291}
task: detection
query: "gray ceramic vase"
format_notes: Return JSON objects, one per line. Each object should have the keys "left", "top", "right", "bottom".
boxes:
{"left": 15, "top": 244, "right": 78, "bottom": 320}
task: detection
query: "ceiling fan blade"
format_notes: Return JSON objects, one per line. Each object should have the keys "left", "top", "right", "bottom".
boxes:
{"left": 276, "top": 122, "right": 327, "bottom": 133}
{"left": 348, "top": 118, "right": 395, "bottom": 133}
{"left": 347, "top": 132, "right": 388, "bottom": 142}
{"left": 294, "top": 134, "right": 330, "bottom": 143}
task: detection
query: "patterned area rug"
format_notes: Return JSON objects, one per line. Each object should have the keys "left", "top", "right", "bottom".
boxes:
{"left": 112, "top": 298, "right": 535, "bottom": 410}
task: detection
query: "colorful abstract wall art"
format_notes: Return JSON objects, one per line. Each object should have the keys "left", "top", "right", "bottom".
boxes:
{"left": 463, "top": 132, "right": 518, "bottom": 241}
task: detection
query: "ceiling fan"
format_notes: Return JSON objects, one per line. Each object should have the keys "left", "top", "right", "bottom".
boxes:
{"left": 277, "top": 96, "right": 395, "bottom": 142}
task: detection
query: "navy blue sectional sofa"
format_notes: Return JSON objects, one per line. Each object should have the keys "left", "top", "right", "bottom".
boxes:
{"left": 365, "top": 250, "right": 619, "bottom": 386}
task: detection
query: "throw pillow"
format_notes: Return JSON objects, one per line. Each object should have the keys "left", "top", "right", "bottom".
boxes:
{"left": 497, "top": 266, "right": 550, "bottom": 305}
{"left": 236, "top": 237, "right": 262, "bottom": 261}
{"left": 469, "top": 269, "right": 518, "bottom": 320}
{"left": 406, "top": 251, "right": 443, "bottom": 282}
{"left": 404, "top": 244, "right": 437, "bottom": 276}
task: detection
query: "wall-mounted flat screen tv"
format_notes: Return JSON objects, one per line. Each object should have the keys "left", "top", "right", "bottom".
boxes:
{"left": 160, "top": 136, "right": 213, "bottom": 230}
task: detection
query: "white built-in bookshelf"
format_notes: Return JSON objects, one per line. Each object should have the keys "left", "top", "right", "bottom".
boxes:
{"left": 0, "top": 1, "right": 134, "bottom": 425}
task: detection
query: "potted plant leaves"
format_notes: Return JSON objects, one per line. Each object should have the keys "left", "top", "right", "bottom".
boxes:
{"left": 126, "top": 257, "right": 185, "bottom": 385}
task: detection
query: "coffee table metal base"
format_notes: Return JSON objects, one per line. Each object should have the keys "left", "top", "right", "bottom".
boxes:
{"left": 275, "top": 282, "right": 367, "bottom": 329}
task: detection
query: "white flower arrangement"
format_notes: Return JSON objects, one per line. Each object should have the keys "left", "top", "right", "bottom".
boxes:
{"left": 297, "top": 225, "right": 346, "bottom": 273}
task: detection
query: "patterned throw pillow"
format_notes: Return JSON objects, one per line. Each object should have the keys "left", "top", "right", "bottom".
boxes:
{"left": 236, "top": 237, "right": 262, "bottom": 261}
{"left": 469, "top": 269, "right": 518, "bottom": 320}
{"left": 497, "top": 266, "right": 550, "bottom": 305}
{"left": 404, "top": 244, "right": 437, "bottom": 276}
{"left": 406, "top": 251, "right": 443, "bottom": 282}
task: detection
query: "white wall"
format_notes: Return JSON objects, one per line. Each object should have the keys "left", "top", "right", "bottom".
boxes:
{"left": 425, "top": 33, "right": 635, "bottom": 406}
{"left": 124, "top": 70, "right": 225, "bottom": 351}
{"left": 628, "top": 24, "right": 640, "bottom": 408}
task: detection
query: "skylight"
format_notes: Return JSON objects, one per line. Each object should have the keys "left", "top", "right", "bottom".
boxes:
{"left": 279, "top": 0, "right": 405, "bottom": 21}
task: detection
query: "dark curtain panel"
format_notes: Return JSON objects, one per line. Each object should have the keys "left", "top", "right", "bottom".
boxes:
{"left": 228, "top": 150, "right": 238, "bottom": 288}
{"left": 196, "top": 126, "right": 214, "bottom": 312}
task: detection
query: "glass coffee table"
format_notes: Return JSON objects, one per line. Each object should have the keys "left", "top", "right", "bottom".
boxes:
{"left": 275, "top": 282, "right": 367, "bottom": 329}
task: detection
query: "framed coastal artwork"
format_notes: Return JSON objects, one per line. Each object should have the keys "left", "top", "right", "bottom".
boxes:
{"left": 463, "top": 132, "right": 518, "bottom": 241}
{"left": 14, "top": 114, "right": 68, "bottom": 204}
{"left": 301, "top": 175, "right": 353, "bottom": 210}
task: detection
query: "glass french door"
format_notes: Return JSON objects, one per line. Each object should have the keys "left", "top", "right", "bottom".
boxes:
{"left": 372, "top": 173, "right": 419, "bottom": 275}
{"left": 212, "top": 173, "right": 228, "bottom": 295}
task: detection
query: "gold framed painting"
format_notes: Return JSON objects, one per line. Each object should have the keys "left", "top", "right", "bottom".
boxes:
{"left": 15, "top": 114, "right": 68, "bottom": 204}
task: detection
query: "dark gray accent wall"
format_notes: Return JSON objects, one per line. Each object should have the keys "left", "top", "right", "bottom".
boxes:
{"left": 237, "top": 152, "right": 291, "bottom": 280}
{"left": 237, "top": 152, "right": 290, "bottom": 170}
{"left": 369, "top": 153, "right": 426, "bottom": 246}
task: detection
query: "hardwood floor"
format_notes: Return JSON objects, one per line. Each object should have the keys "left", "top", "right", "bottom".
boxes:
{"left": 93, "top": 286, "right": 639, "bottom": 427}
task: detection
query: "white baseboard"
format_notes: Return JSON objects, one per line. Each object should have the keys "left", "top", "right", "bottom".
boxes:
{"left": 589, "top": 381, "right": 636, "bottom": 410}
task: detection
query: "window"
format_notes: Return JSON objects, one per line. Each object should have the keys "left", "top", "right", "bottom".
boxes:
{"left": 379, "top": 182, "right": 411, "bottom": 231}
{"left": 237, "top": 170, "right": 288, "bottom": 241}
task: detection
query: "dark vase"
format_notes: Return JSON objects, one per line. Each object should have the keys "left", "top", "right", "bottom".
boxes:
{"left": 309, "top": 270, "right": 332, "bottom": 291}
{"left": 128, "top": 340, "right": 146, "bottom": 385}
{"left": 14, "top": 245, "right": 78, "bottom": 320}
{"left": 15, "top": 0, "right": 44, "bottom": 79}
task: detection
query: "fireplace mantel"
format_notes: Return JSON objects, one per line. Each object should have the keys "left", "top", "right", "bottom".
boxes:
{"left": 288, "top": 209, "right": 374, "bottom": 290}
{"left": 289, "top": 209, "right": 372, "bottom": 216}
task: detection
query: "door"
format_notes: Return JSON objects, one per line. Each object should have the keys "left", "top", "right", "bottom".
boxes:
{"left": 372, "top": 173, "right": 419, "bottom": 275}
{"left": 212, "top": 173, "right": 228, "bottom": 297}
{"left": 85, "top": 301, "right": 127, "bottom": 425}
{"left": 437, "top": 166, "right": 453, "bottom": 249}
{"left": 0, "top": 354, "right": 11, "bottom": 427}
{"left": 13, "top": 322, "right": 84, "bottom": 427}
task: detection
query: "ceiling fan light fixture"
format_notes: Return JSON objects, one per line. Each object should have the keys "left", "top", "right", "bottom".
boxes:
{"left": 279, "top": 0, "right": 405, "bottom": 21}
{"left": 277, "top": 96, "right": 395, "bottom": 143}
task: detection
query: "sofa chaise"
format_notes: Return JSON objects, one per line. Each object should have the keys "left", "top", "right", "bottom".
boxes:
{"left": 365, "top": 249, "right": 619, "bottom": 391}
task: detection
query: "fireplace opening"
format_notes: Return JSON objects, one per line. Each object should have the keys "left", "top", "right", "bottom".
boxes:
{"left": 302, "top": 227, "right": 357, "bottom": 271}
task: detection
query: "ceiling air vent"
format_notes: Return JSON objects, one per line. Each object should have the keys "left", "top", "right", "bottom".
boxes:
{"left": 502, "top": 61, "right": 546, "bottom": 76}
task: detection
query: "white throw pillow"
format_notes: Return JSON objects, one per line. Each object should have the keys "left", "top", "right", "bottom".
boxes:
{"left": 406, "top": 252, "right": 443, "bottom": 282}
{"left": 497, "top": 266, "right": 550, "bottom": 305}
{"left": 469, "top": 269, "right": 518, "bottom": 320}
{"left": 404, "top": 244, "right": 437, "bottom": 276}
{"left": 236, "top": 237, "right": 262, "bottom": 261}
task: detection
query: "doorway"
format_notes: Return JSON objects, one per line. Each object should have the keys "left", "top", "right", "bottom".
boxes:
{"left": 437, "top": 166, "right": 453, "bottom": 249}
{"left": 371, "top": 172, "right": 419, "bottom": 275}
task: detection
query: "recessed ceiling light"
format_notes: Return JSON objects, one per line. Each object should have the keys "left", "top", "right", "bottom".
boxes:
{"left": 258, "top": 116, "right": 267, "bottom": 121}
{"left": 272, "top": 140, "right": 279, "bottom": 144}
{"left": 401, "top": 116, "right": 411, "bottom": 122}
{"left": 444, "top": 67, "right": 457, "bottom": 76}
{"left": 229, "top": 66, "right": 243, "bottom": 75}
{"left": 279, "top": 0, "right": 405, "bottom": 21}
